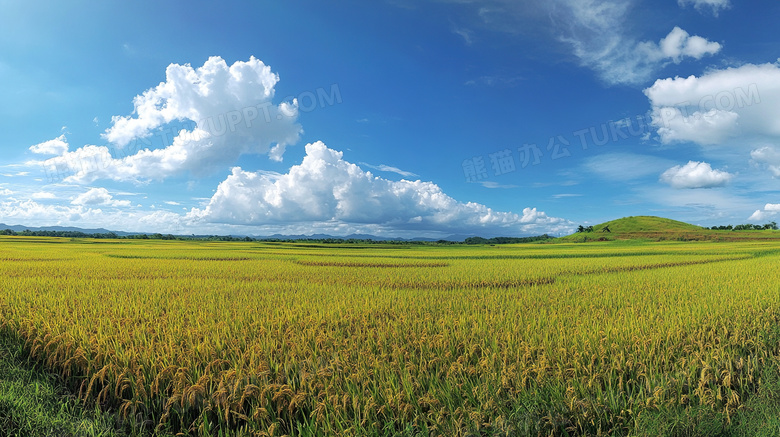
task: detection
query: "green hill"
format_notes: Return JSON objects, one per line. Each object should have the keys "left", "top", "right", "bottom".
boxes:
{"left": 593, "top": 216, "right": 702, "bottom": 233}
{"left": 561, "top": 216, "right": 780, "bottom": 242}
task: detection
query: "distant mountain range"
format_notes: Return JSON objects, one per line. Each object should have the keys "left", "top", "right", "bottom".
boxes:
{"left": 0, "top": 223, "right": 472, "bottom": 242}
{"left": 0, "top": 223, "right": 136, "bottom": 236}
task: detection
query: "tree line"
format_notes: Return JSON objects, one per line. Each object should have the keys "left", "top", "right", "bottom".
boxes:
{"left": 709, "top": 222, "right": 778, "bottom": 231}
{"left": 575, "top": 225, "right": 610, "bottom": 233}
{"left": 463, "top": 234, "right": 554, "bottom": 244}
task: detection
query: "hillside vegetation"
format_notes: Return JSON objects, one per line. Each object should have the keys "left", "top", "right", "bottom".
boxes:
{"left": 561, "top": 215, "right": 780, "bottom": 242}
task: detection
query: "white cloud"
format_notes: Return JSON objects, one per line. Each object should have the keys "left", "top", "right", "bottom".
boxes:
{"left": 678, "top": 0, "right": 731, "bottom": 16}
{"left": 2, "top": 171, "right": 30, "bottom": 178}
{"left": 555, "top": 0, "right": 720, "bottom": 85}
{"left": 0, "top": 189, "right": 13, "bottom": 196}
{"left": 750, "top": 146, "right": 780, "bottom": 177}
{"left": 748, "top": 203, "right": 780, "bottom": 222}
{"left": 645, "top": 63, "right": 780, "bottom": 145}
{"left": 659, "top": 161, "right": 733, "bottom": 188}
{"left": 104, "top": 56, "right": 299, "bottom": 152}
{"left": 476, "top": 181, "right": 519, "bottom": 189}
{"left": 359, "top": 162, "right": 419, "bottom": 178}
{"left": 649, "top": 107, "right": 739, "bottom": 145}
{"left": 0, "top": 137, "right": 574, "bottom": 237}
{"left": 0, "top": 200, "right": 89, "bottom": 225}
{"left": 748, "top": 210, "right": 765, "bottom": 222}
{"left": 47, "top": 57, "right": 302, "bottom": 184}
{"left": 31, "top": 191, "right": 57, "bottom": 200}
{"left": 432, "top": 1, "right": 721, "bottom": 86}
{"left": 189, "top": 141, "right": 571, "bottom": 235}
{"left": 656, "top": 27, "right": 721, "bottom": 63}
{"left": 71, "top": 187, "right": 131, "bottom": 207}
{"left": 452, "top": 24, "right": 474, "bottom": 45}
{"left": 29, "top": 134, "right": 69, "bottom": 155}
{"left": 29, "top": 145, "right": 113, "bottom": 184}
{"left": 0, "top": 198, "right": 188, "bottom": 233}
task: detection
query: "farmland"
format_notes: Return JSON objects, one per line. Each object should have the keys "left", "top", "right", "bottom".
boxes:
{"left": 1, "top": 236, "right": 780, "bottom": 435}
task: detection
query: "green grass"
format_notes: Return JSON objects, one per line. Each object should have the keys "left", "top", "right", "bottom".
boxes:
{"left": 630, "top": 364, "right": 780, "bottom": 437}
{"left": 594, "top": 216, "right": 704, "bottom": 233}
{"left": 0, "top": 333, "right": 138, "bottom": 437}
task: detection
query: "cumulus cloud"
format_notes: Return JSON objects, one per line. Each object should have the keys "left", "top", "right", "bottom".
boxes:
{"left": 555, "top": 0, "right": 720, "bottom": 85}
{"left": 748, "top": 210, "right": 765, "bottom": 221}
{"left": 678, "top": 0, "right": 731, "bottom": 16}
{"left": 71, "top": 188, "right": 131, "bottom": 207}
{"left": 644, "top": 63, "right": 780, "bottom": 145}
{"left": 649, "top": 107, "right": 739, "bottom": 145}
{"left": 749, "top": 203, "right": 780, "bottom": 222}
{"left": 50, "top": 57, "right": 302, "bottom": 184}
{"left": 104, "top": 56, "right": 300, "bottom": 153}
{"left": 656, "top": 27, "right": 721, "bottom": 63}
{"left": 189, "top": 141, "right": 570, "bottom": 235}
{"left": 659, "top": 161, "right": 733, "bottom": 188}
{"left": 29, "top": 134, "right": 69, "bottom": 155}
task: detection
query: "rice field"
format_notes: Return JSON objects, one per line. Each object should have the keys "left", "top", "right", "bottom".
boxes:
{"left": 1, "top": 236, "right": 780, "bottom": 435}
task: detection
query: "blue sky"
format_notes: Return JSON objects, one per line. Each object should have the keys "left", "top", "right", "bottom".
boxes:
{"left": 2, "top": 0, "right": 780, "bottom": 238}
